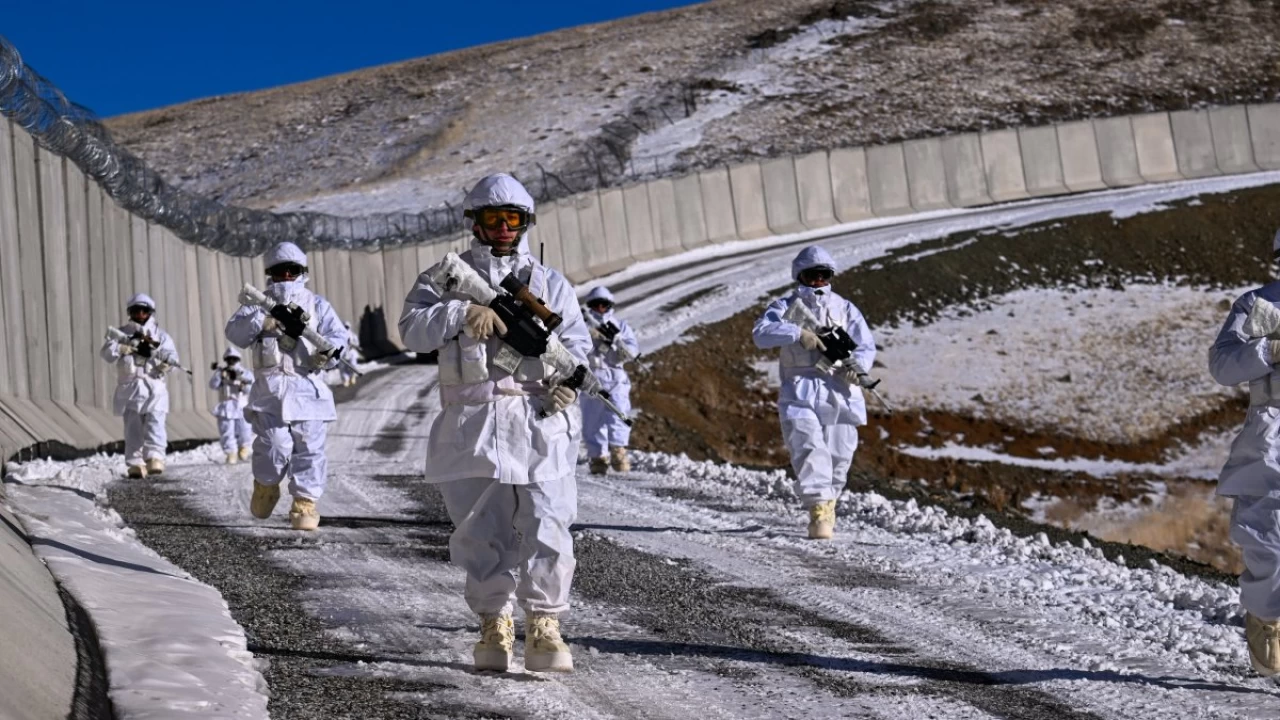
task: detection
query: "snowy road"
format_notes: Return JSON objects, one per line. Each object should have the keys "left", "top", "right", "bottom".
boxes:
{"left": 11, "top": 172, "right": 1280, "bottom": 718}
{"left": 95, "top": 365, "right": 1280, "bottom": 718}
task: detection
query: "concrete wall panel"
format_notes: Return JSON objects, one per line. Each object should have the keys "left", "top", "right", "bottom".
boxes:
{"left": 728, "top": 162, "right": 770, "bottom": 239}
{"left": 15, "top": 129, "right": 51, "bottom": 402}
{"left": 183, "top": 242, "right": 208, "bottom": 413}
{"left": 902, "top": 139, "right": 950, "bottom": 211}
{"left": 531, "top": 205, "right": 565, "bottom": 271}
{"left": 760, "top": 157, "right": 804, "bottom": 234}
{"left": 1018, "top": 126, "right": 1068, "bottom": 196}
{"left": 1055, "top": 121, "right": 1106, "bottom": 192}
{"left": 794, "top": 151, "right": 836, "bottom": 228}
{"left": 646, "top": 178, "right": 683, "bottom": 257}
{"left": 380, "top": 247, "right": 407, "bottom": 349}
{"left": 828, "top": 148, "right": 874, "bottom": 222}
{"left": 1169, "top": 109, "right": 1219, "bottom": 178}
{"left": 866, "top": 144, "right": 912, "bottom": 216}
{"left": 574, "top": 190, "right": 611, "bottom": 273}
{"left": 672, "top": 174, "right": 709, "bottom": 250}
{"left": 1131, "top": 112, "right": 1182, "bottom": 182}
{"left": 621, "top": 183, "right": 657, "bottom": 260}
{"left": 940, "top": 135, "right": 990, "bottom": 207}
{"left": 557, "top": 198, "right": 588, "bottom": 280}
{"left": 979, "top": 130, "right": 1029, "bottom": 202}
{"left": 697, "top": 167, "right": 738, "bottom": 243}
{"left": 1093, "top": 116, "right": 1144, "bottom": 187}
{"left": 38, "top": 149, "right": 75, "bottom": 405}
{"left": 88, "top": 187, "right": 112, "bottom": 409}
{"left": 598, "top": 187, "right": 633, "bottom": 269}
{"left": 1209, "top": 105, "right": 1259, "bottom": 174}
{"left": 350, "top": 249, "right": 388, "bottom": 353}
{"left": 0, "top": 120, "right": 27, "bottom": 397}
{"left": 1248, "top": 103, "right": 1280, "bottom": 170}
{"left": 65, "top": 162, "right": 96, "bottom": 406}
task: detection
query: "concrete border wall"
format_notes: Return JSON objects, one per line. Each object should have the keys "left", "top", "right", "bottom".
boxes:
{"left": 5, "top": 102, "right": 1280, "bottom": 462}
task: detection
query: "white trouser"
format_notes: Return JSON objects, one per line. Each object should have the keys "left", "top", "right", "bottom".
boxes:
{"left": 124, "top": 410, "right": 167, "bottom": 466}
{"left": 1231, "top": 495, "right": 1280, "bottom": 619}
{"left": 781, "top": 411, "right": 858, "bottom": 508}
{"left": 581, "top": 383, "right": 631, "bottom": 458}
{"left": 438, "top": 475, "right": 577, "bottom": 617}
{"left": 249, "top": 411, "right": 329, "bottom": 501}
{"left": 217, "top": 417, "right": 254, "bottom": 454}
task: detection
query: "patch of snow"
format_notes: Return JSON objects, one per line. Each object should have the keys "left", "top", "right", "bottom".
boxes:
{"left": 876, "top": 283, "right": 1249, "bottom": 443}
{"left": 3, "top": 448, "right": 270, "bottom": 720}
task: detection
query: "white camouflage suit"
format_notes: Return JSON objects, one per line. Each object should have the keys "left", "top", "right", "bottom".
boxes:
{"left": 340, "top": 323, "right": 361, "bottom": 384}
{"left": 399, "top": 174, "right": 591, "bottom": 618}
{"left": 225, "top": 242, "right": 347, "bottom": 501}
{"left": 208, "top": 346, "right": 255, "bottom": 456}
{"left": 99, "top": 293, "right": 177, "bottom": 469}
{"left": 581, "top": 286, "right": 640, "bottom": 458}
{"left": 752, "top": 246, "right": 876, "bottom": 508}
{"left": 1210, "top": 250, "right": 1280, "bottom": 620}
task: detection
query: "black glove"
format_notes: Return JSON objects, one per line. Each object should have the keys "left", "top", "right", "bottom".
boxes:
{"left": 132, "top": 333, "right": 157, "bottom": 359}
{"left": 599, "top": 322, "right": 621, "bottom": 343}
{"left": 269, "top": 303, "right": 309, "bottom": 339}
{"left": 211, "top": 362, "right": 220, "bottom": 371}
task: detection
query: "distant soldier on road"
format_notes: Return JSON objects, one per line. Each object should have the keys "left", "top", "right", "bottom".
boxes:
{"left": 100, "top": 293, "right": 179, "bottom": 478}
{"left": 752, "top": 246, "right": 878, "bottom": 540}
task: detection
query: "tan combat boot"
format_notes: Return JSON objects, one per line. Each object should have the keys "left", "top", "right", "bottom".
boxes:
{"left": 609, "top": 446, "right": 631, "bottom": 473}
{"left": 146, "top": 458, "right": 166, "bottom": 475}
{"left": 126, "top": 464, "right": 147, "bottom": 479}
{"left": 589, "top": 457, "right": 609, "bottom": 475}
{"left": 807, "top": 499, "right": 836, "bottom": 540}
{"left": 1247, "top": 612, "right": 1280, "bottom": 677}
{"left": 226, "top": 453, "right": 239, "bottom": 465}
{"left": 290, "top": 497, "right": 320, "bottom": 531}
{"left": 473, "top": 614, "right": 515, "bottom": 672}
{"left": 238, "top": 446, "right": 251, "bottom": 461}
{"left": 524, "top": 614, "right": 573, "bottom": 672}
{"left": 249, "top": 480, "right": 281, "bottom": 519}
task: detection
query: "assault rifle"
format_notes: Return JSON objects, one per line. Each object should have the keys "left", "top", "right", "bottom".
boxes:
{"left": 582, "top": 311, "right": 637, "bottom": 363}
{"left": 210, "top": 363, "right": 245, "bottom": 387}
{"left": 781, "top": 301, "right": 892, "bottom": 413}
{"left": 237, "top": 284, "right": 361, "bottom": 377}
{"left": 427, "top": 252, "right": 632, "bottom": 425}
{"left": 105, "top": 326, "right": 193, "bottom": 375}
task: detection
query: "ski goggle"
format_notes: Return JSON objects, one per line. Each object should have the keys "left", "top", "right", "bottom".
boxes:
{"left": 587, "top": 300, "right": 614, "bottom": 312}
{"left": 798, "top": 267, "right": 834, "bottom": 283}
{"left": 267, "top": 262, "right": 307, "bottom": 281}
{"left": 127, "top": 304, "right": 154, "bottom": 316}
{"left": 468, "top": 206, "right": 534, "bottom": 231}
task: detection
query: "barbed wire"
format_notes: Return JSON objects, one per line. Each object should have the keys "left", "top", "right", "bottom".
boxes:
{"left": 0, "top": 35, "right": 730, "bottom": 256}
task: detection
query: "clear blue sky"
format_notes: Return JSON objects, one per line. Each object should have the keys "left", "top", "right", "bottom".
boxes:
{"left": 4, "top": 0, "right": 703, "bottom": 118}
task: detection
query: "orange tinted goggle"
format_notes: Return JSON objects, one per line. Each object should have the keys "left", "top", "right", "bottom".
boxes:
{"left": 471, "top": 207, "right": 533, "bottom": 230}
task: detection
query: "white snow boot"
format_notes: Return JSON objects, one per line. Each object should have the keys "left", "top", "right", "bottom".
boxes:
{"left": 289, "top": 497, "right": 320, "bottom": 531}
{"left": 146, "top": 458, "right": 165, "bottom": 475}
{"left": 589, "top": 457, "right": 609, "bottom": 476}
{"left": 250, "top": 480, "right": 281, "bottom": 519}
{"left": 808, "top": 499, "right": 836, "bottom": 540}
{"left": 524, "top": 614, "right": 573, "bottom": 672}
{"left": 473, "top": 614, "right": 514, "bottom": 672}
{"left": 609, "top": 446, "right": 630, "bottom": 473}
{"left": 1247, "top": 612, "right": 1280, "bottom": 677}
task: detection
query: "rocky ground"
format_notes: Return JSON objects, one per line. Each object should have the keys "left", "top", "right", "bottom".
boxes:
{"left": 628, "top": 182, "right": 1280, "bottom": 574}
{"left": 101, "top": 0, "right": 1280, "bottom": 214}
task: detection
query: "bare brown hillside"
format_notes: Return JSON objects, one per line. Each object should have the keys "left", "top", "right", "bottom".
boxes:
{"left": 105, "top": 0, "right": 1280, "bottom": 215}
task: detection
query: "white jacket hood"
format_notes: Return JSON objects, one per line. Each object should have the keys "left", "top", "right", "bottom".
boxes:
{"left": 791, "top": 246, "right": 837, "bottom": 281}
